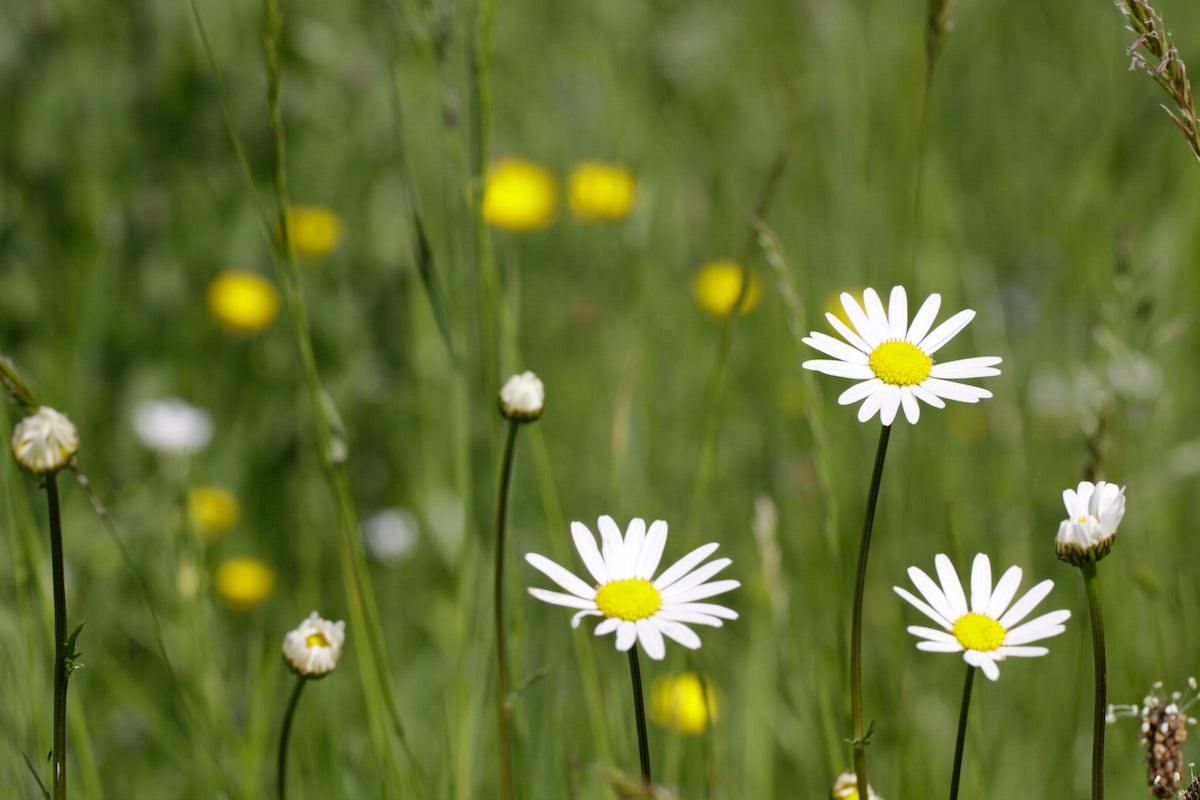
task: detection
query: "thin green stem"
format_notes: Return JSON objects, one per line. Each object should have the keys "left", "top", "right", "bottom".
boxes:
{"left": 1082, "top": 562, "right": 1106, "bottom": 800}
{"left": 627, "top": 648, "right": 652, "bottom": 787}
{"left": 948, "top": 664, "right": 975, "bottom": 800}
{"left": 850, "top": 424, "right": 892, "bottom": 794}
{"left": 47, "top": 473, "right": 67, "bottom": 800}
{"left": 493, "top": 420, "right": 521, "bottom": 800}
{"left": 277, "top": 675, "right": 308, "bottom": 800}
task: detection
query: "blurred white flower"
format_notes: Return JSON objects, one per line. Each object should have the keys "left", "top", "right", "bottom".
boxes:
{"left": 831, "top": 768, "right": 883, "bottom": 800}
{"left": 133, "top": 398, "right": 213, "bottom": 455}
{"left": 282, "top": 611, "right": 346, "bottom": 678}
{"left": 1055, "top": 480, "right": 1126, "bottom": 565}
{"left": 11, "top": 406, "right": 79, "bottom": 474}
{"left": 361, "top": 508, "right": 419, "bottom": 565}
{"left": 498, "top": 370, "right": 544, "bottom": 421}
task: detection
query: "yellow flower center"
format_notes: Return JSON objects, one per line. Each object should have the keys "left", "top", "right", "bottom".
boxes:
{"left": 868, "top": 341, "right": 932, "bottom": 386}
{"left": 305, "top": 632, "right": 331, "bottom": 649}
{"left": 594, "top": 579, "right": 662, "bottom": 621}
{"left": 952, "top": 612, "right": 1006, "bottom": 652}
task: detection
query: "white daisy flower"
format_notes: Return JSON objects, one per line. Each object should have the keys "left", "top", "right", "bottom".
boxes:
{"left": 11, "top": 406, "right": 79, "bottom": 475}
{"left": 894, "top": 553, "right": 1070, "bottom": 681}
{"left": 801, "top": 286, "right": 1002, "bottom": 426}
{"left": 498, "top": 370, "right": 545, "bottom": 422}
{"left": 1055, "top": 480, "right": 1126, "bottom": 565}
{"left": 525, "top": 515, "right": 739, "bottom": 660}
{"left": 282, "top": 611, "right": 346, "bottom": 678}
{"left": 133, "top": 397, "right": 214, "bottom": 455}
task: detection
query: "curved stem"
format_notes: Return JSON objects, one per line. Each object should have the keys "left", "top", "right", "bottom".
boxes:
{"left": 1082, "top": 562, "right": 1106, "bottom": 800}
{"left": 493, "top": 420, "right": 521, "bottom": 800}
{"left": 277, "top": 675, "right": 308, "bottom": 800}
{"left": 627, "top": 649, "right": 652, "bottom": 787}
{"left": 47, "top": 474, "right": 67, "bottom": 800}
{"left": 850, "top": 424, "right": 892, "bottom": 794}
{"left": 948, "top": 664, "right": 976, "bottom": 800}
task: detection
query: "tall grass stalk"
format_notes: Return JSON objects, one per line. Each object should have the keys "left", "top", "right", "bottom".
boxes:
{"left": 46, "top": 473, "right": 69, "bottom": 800}
{"left": 493, "top": 420, "right": 521, "bottom": 800}
{"left": 276, "top": 675, "right": 306, "bottom": 800}
{"left": 261, "top": 1, "right": 411, "bottom": 791}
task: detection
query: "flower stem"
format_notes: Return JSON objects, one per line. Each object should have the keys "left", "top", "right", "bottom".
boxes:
{"left": 850, "top": 423, "right": 892, "bottom": 794}
{"left": 948, "top": 664, "right": 976, "bottom": 800}
{"left": 47, "top": 473, "right": 68, "bottom": 800}
{"left": 493, "top": 420, "right": 521, "bottom": 800}
{"left": 627, "top": 648, "right": 652, "bottom": 787}
{"left": 1082, "top": 562, "right": 1106, "bottom": 800}
{"left": 277, "top": 674, "right": 307, "bottom": 800}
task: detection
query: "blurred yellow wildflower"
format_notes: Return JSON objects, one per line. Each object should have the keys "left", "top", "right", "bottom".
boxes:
{"left": 482, "top": 157, "right": 557, "bottom": 231}
{"left": 207, "top": 270, "right": 279, "bottom": 334}
{"left": 215, "top": 558, "right": 275, "bottom": 611}
{"left": 188, "top": 486, "right": 240, "bottom": 540}
{"left": 692, "top": 260, "right": 762, "bottom": 317}
{"left": 822, "top": 288, "right": 864, "bottom": 329}
{"left": 567, "top": 160, "right": 636, "bottom": 221}
{"left": 650, "top": 672, "right": 717, "bottom": 734}
{"left": 283, "top": 205, "right": 344, "bottom": 260}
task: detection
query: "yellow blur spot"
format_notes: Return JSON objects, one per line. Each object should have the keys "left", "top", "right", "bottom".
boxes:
{"left": 188, "top": 486, "right": 240, "bottom": 540}
{"left": 483, "top": 158, "right": 557, "bottom": 232}
{"left": 822, "top": 288, "right": 864, "bottom": 329}
{"left": 650, "top": 672, "right": 717, "bottom": 735}
{"left": 283, "top": 205, "right": 344, "bottom": 260}
{"left": 692, "top": 260, "right": 762, "bottom": 317}
{"left": 215, "top": 558, "right": 276, "bottom": 611}
{"left": 207, "top": 270, "right": 279, "bottom": 335}
{"left": 567, "top": 160, "right": 636, "bottom": 221}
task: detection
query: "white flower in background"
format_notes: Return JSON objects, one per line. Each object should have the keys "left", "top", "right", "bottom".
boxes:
{"left": 361, "top": 508, "right": 419, "bottom": 565}
{"left": 894, "top": 553, "right": 1070, "bottom": 681}
{"left": 801, "top": 286, "right": 1002, "bottom": 426}
{"left": 133, "top": 398, "right": 213, "bottom": 455}
{"left": 831, "top": 768, "right": 883, "bottom": 800}
{"left": 525, "top": 515, "right": 739, "bottom": 660}
{"left": 498, "top": 371, "right": 544, "bottom": 422}
{"left": 11, "top": 406, "right": 79, "bottom": 474}
{"left": 282, "top": 612, "right": 346, "bottom": 678}
{"left": 1055, "top": 480, "right": 1126, "bottom": 565}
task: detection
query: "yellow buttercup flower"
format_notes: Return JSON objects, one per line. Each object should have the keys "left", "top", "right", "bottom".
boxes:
{"left": 215, "top": 558, "right": 276, "bottom": 611}
{"left": 283, "top": 205, "right": 344, "bottom": 260}
{"left": 482, "top": 158, "right": 557, "bottom": 232}
{"left": 650, "top": 672, "right": 718, "bottom": 734}
{"left": 692, "top": 260, "right": 763, "bottom": 317}
{"left": 188, "top": 486, "right": 240, "bottom": 540}
{"left": 567, "top": 160, "right": 636, "bottom": 221}
{"left": 207, "top": 270, "right": 279, "bottom": 334}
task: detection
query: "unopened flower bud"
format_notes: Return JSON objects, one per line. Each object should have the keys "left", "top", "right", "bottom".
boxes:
{"left": 11, "top": 406, "right": 79, "bottom": 475}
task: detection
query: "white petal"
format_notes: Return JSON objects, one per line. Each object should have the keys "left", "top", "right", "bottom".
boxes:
{"left": 856, "top": 389, "right": 885, "bottom": 423}
{"left": 908, "top": 625, "right": 959, "bottom": 645}
{"left": 661, "top": 601, "right": 739, "bottom": 620}
{"left": 622, "top": 518, "right": 647, "bottom": 575}
{"left": 843, "top": 291, "right": 884, "bottom": 349}
{"left": 935, "top": 554, "right": 969, "bottom": 618}
{"left": 570, "top": 522, "right": 609, "bottom": 584}
{"left": 887, "top": 286, "right": 909, "bottom": 339}
{"left": 666, "top": 579, "right": 740, "bottom": 603}
{"left": 922, "top": 378, "right": 992, "bottom": 403}
{"left": 984, "top": 566, "right": 1023, "bottom": 619}
{"left": 803, "top": 331, "right": 872, "bottom": 364}
{"left": 906, "top": 564, "right": 960, "bottom": 626}
{"left": 657, "top": 619, "right": 703, "bottom": 650}
{"left": 825, "top": 312, "right": 872, "bottom": 353}
{"left": 969, "top": 553, "right": 992, "bottom": 614}
{"left": 635, "top": 520, "right": 668, "bottom": 579}
{"left": 878, "top": 384, "right": 902, "bottom": 426}
{"left": 995, "top": 645, "right": 1049, "bottom": 658}
{"left": 653, "top": 542, "right": 720, "bottom": 590}
{"left": 894, "top": 585, "right": 953, "bottom": 629}
{"left": 918, "top": 308, "right": 975, "bottom": 355}
{"left": 572, "top": 609, "right": 604, "bottom": 628}
{"left": 928, "top": 357, "right": 1002, "bottom": 380}
{"left": 597, "top": 515, "right": 628, "bottom": 578}
{"left": 526, "top": 553, "right": 597, "bottom": 599}
{"left": 862, "top": 288, "right": 890, "bottom": 334}
{"left": 964, "top": 650, "right": 1001, "bottom": 681}
{"left": 906, "top": 293, "right": 942, "bottom": 344}
{"left": 615, "top": 620, "right": 637, "bottom": 651}
{"left": 802, "top": 359, "right": 876, "bottom": 380}
{"left": 1004, "top": 609, "right": 1071, "bottom": 645}
{"left": 657, "top": 557, "right": 731, "bottom": 597}
{"left": 656, "top": 609, "right": 726, "bottom": 627}
{"left": 636, "top": 619, "right": 666, "bottom": 660}
{"left": 899, "top": 388, "right": 921, "bottom": 424}
{"left": 839, "top": 379, "right": 884, "bottom": 405}
{"left": 917, "top": 640, "right": 966, "bottom": 653}
{"left": 528, "top": 587, "right": 596, "bottom": 610}
{"left": 909, "top": 383, "right": 947, "bottom": 408}
{"left": 593, "top": 616, "right": 621, "bottom": 636}
{"left": 997, "top": 579, "right": 1054, "bottom": 629}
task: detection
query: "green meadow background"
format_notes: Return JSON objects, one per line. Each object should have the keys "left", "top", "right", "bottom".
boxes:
{"left": 4, "top": 0, "right": 1200, "bottom": 797}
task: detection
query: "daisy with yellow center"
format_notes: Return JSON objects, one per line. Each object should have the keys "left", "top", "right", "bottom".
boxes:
{"left": 525, "top": 515, "right": 739, "bottom": 661}
{"left": 802, "top": 286, "right": 1001, "bottom": 425}
{"left": 282, "top": 611, "right": 346, "bottom": 678}
{"left": 894, "top": 553, "right": 1070, "bottom": 681}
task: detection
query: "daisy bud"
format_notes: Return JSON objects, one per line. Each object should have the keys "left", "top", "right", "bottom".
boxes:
{"left": 498, "top": 371, "right": 544, "bottom": 422}
{"left": 282, "top": 611, "right": 346, "bottom": 678}
{"left": 11, "top": 406, "right": 79, "bottom": 475}
{"left": 1054, "top": 480, "right": 1126, "bottom": 566}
